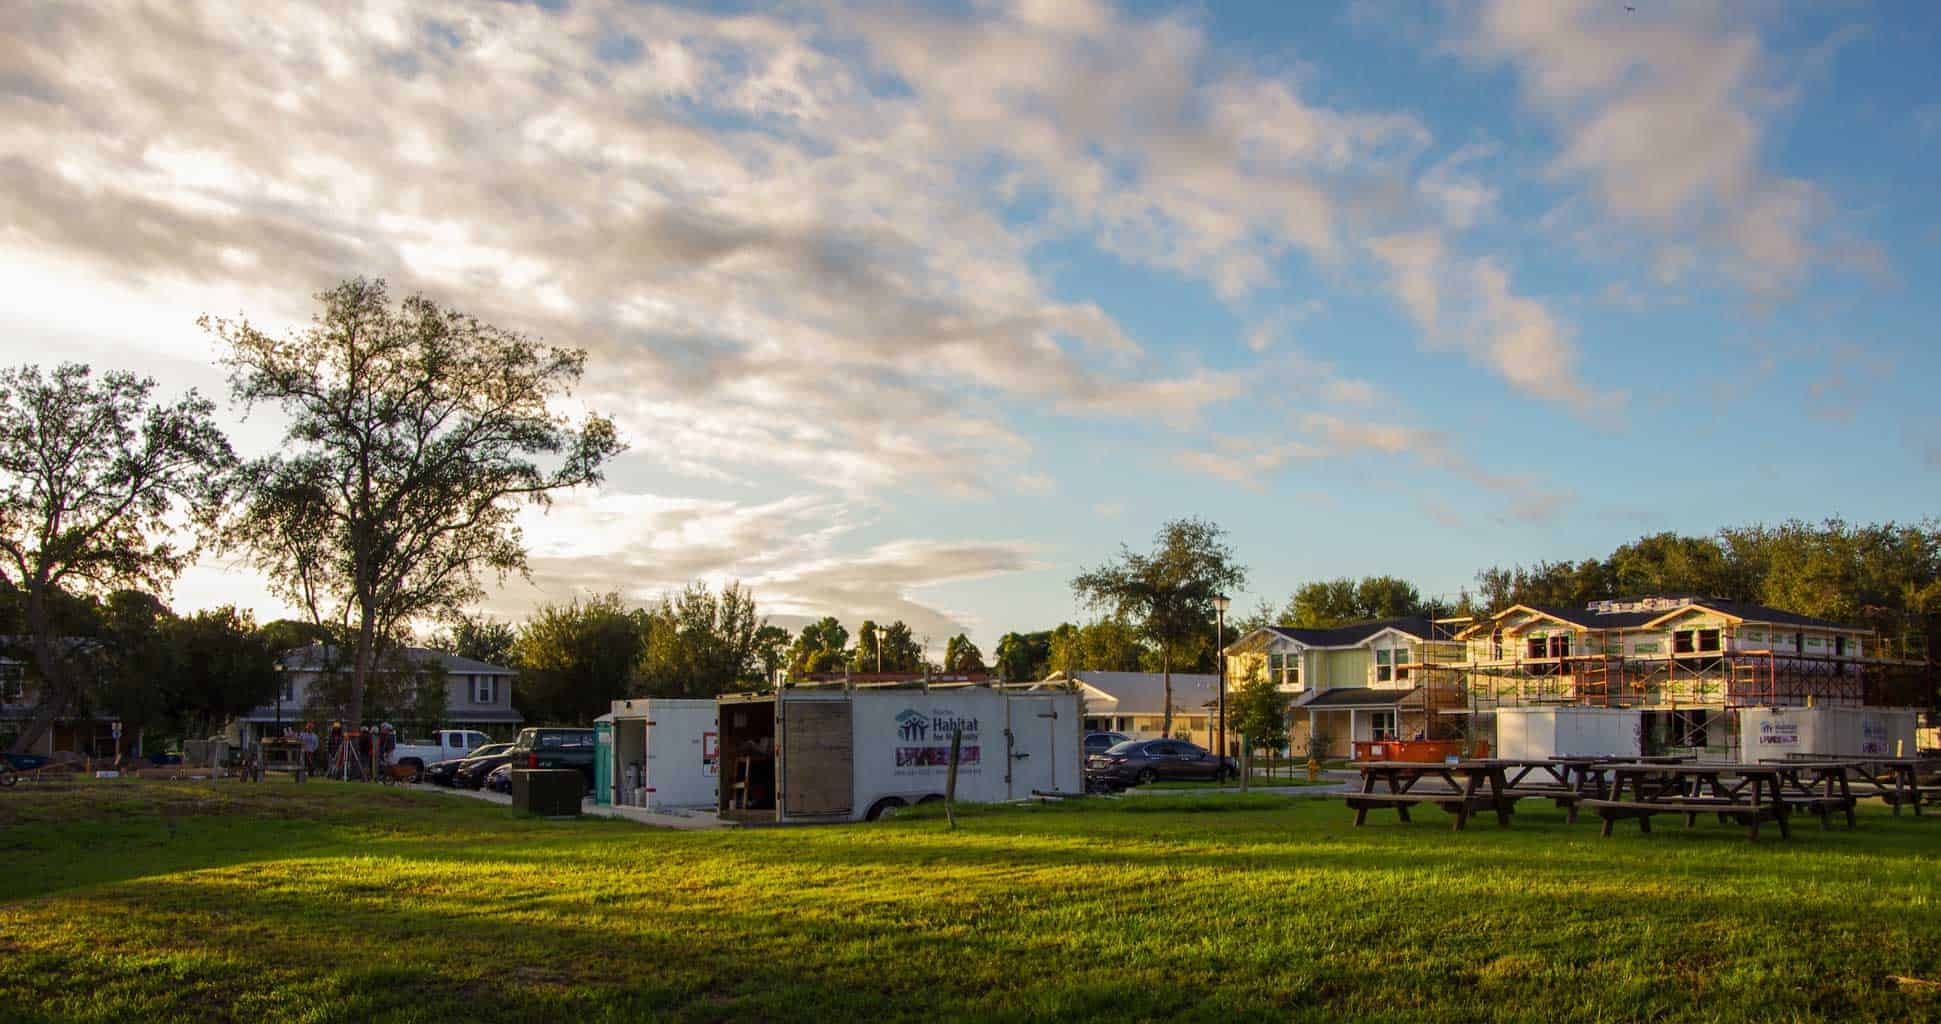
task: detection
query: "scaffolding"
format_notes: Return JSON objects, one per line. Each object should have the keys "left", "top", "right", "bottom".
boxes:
{"left": 1443, "top": 623, "right": 1936, "bottom": 715}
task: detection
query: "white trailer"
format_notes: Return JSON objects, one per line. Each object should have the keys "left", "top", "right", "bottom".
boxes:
{"left": 1739, "top": 706, "right": 1919, "bottom": 759}
{"left": 715, "top": 685, "right": 1084, "bottom": 822}
{"left": 595, "top": 698, "right": 719, "bottom": 811}
{"left": 1493, "top": 707, "right": 1643, "bottom": 761}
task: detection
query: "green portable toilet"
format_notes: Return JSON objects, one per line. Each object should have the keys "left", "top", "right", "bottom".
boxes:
{"left": 592, "top": 714, "right": 614, "bottom": 806}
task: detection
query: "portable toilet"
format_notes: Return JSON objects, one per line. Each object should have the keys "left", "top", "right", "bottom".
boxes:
{"left": 592, "top": 714, "right": 615, "bottom": 806}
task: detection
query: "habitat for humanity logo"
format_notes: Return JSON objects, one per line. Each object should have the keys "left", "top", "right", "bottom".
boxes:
{"left": 896, "top": 709, "right": 929, "bottom": 742}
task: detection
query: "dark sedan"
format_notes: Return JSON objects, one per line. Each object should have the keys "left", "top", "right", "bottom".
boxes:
{"left": 424, "top": 743, "right": 511, "bottom": 787}
{"left": 1085, "top": 739, "right": 1235, "bottom": 789}
{"left": 453, "top": 748, "right": 516, "bottom": 789}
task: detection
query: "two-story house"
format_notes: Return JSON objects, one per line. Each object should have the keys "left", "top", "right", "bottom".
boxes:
{"left": 0, "top": 642, "right": 128, "bottom": 759}
{"left": 1223, "top": 617, "right": 1464, "bottom": 757}
{"left": 1450, "top": 595, "right": 1887, "bottom": 756}
{"left": 229, "top": 644, "right": 521, "bottom": 747}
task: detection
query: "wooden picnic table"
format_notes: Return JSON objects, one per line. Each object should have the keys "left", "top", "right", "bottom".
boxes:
{"left": 1578, "top": 762, "right": 1798, "bottom": 841}
{"left": 1763, "top": 760, "right": 1859, "bottom": 830}
{"left": 1343, "top": 760, "right": 1513, "bottom": 831}
{"left": 1487, "top": 758, "right": 1630, "bottom": 823}
{"left": 1773, "top": 754, "right": 1941, "bottom": 816}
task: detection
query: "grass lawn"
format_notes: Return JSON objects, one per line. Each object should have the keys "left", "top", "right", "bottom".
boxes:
{"left": 3, "top": 778, "right": 1940, "bottom": 1022}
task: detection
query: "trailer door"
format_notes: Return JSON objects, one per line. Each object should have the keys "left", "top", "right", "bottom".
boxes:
{"left": 781, "top": 700, "right": 853, "bottom": 817}
{"left": 1008, "top": 699, "right": 1059, "bottom": 799}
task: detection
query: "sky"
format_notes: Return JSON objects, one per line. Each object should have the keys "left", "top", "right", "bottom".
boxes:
{"left": 3, "top": 0, "right": 1939, "bottom": 656}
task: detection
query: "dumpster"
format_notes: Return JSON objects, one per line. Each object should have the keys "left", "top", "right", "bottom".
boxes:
{"left": 1352, "top": 738, "right": 1489, "bottom": 762}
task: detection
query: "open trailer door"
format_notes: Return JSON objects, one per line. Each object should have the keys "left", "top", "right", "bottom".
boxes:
{"left": 781, "top": 698, "right": 853, "bottom": 819}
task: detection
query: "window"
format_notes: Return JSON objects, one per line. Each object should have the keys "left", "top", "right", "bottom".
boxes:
{"left": 1696, "top": 629, "right": 1721, "bottom": 653}
{"left": 1673, "top": 631, "right": 1695, "bottom": 655}
{"left": 1374, "top": 648, "right": 1394, "bottom": 682}
{"left": 1526, "top": 636, "right": 1547, "bottom": 660}
{"left": 0, "top": 664, "right": 22, "bottom": 701}
{"left": 472, "top": 674, "right": 496, "bottom": 704}
{"left": 279, "top": 674, "right": 297, "bottom": 702}
{"left": 1269, "top": 651, "right": 1302, "bottom": 689}
{"left": 1370, "top": 710, "right": 1396, "bottom": 739}
{"left": 1547, "top": 635, "right": 1571, "bottom": 659}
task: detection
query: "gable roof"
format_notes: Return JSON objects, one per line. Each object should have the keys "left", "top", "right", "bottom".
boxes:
{"left": 276, "top": 645, "right": 515, "bottom": 676}
{"left": 1262, "top": 616, "right": 1439, "bottom": 649}
{"left": 1059, "top": 671, "right": 1220, "bottom": 714}
{"left": 1461, "top": 597, "right": 1860, "bottom": 637}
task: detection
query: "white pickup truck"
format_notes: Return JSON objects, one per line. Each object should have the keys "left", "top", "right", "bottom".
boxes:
{"left": 392, "top": 729, "right": 492, "bottom": 777}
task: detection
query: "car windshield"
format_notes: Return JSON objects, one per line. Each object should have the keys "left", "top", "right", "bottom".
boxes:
{"left": 470, "top": 744, "right": 510, "bottom": 757}
{"left": 1104, "top": 740, "right": 1142, "bottom": 755}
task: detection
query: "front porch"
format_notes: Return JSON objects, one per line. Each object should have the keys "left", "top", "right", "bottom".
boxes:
{"left": 1289, "top": 688, "right": 1426, "bottom": 759}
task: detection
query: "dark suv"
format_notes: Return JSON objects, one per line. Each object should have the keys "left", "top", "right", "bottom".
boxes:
{"left": 1085, "top": 738, "right": 1235, "bottom": 789}
{"left": 507, "top": 727, "right": 597, "bottom": 788}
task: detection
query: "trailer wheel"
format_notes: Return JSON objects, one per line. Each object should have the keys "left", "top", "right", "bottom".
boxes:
{"left": 865, "top": 796, "right": 908, "bottom": 821}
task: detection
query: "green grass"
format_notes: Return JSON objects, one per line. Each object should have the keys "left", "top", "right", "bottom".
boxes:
{"left": 3, "top": 778, "right": 1940, "bottom": 1022}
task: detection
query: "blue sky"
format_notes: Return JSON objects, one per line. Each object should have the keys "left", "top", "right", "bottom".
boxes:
{"left": 1, "top": 0, "right": 1937, "bottom": 653}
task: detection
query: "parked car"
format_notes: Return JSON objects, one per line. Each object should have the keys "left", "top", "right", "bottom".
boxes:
{"left": 453, "top": 747, "right": 517, "bottom": 789}
{"left": 484, "top": 762, "right": 513, "bottom": 793}
{"left": 424, "top": 743, "right": 511, "bottom": 787}
{"left": 391, "top": 729, "right": 492, "bottom": 779}
{"left": 1084, "top": 731, "right": 1132, "bottom": 756}
{"left": 505, "top": 727, "right": 597, "bottom": 787}
{"left": 1085, "top": 739, "right": 1235, "bottom": 789}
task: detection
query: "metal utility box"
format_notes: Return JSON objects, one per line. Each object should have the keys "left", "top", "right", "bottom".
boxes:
{"left": 1493, "top": 707, "right": 1643, "bottom": 760}
{"left": 511, "top": 768, "right": 583, "bottom": 816}
{"left": 596, "top": 699, "right": 719, "bottom": 810}
{"left": 716, "top": 685, "right": 1084, "bottom": 823}
{"left": 1739, "top": 706, "right": 1919, "bottom": 758}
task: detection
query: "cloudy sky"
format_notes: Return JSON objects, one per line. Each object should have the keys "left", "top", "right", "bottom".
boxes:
{"left": 3, "top": 0, "right": 1938, "bottom": 652}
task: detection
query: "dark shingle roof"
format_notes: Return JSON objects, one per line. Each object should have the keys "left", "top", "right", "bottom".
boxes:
{"left": 1265, "top": 616, "right": 1438, "bottom": 648}
{"left": 1509, "top": 599, "right": 1855, "bottom": 632}
{"left": 1296, "top": 686, "right": 1419, "bottom": 708}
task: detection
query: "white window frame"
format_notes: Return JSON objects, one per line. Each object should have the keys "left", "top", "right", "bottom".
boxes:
{"left": 1370, "top": 710, "right": 1397, "bottom": 739}
{"left": 472, "top": 674, "right": 496, "bottom": 704}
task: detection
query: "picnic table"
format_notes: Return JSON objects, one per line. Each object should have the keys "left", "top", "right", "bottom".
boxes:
{"left": 1491, "top": 758, "right": 1634, "bottom": 823}
{"left": 1774, "top": 754, "right": 1941, "bottom": 816}
{"left": 1578, "top": 762, "right": 1802, "bottom": 841}
{"left": 1343, "top": 760, "right": 1513, "bottom": 831}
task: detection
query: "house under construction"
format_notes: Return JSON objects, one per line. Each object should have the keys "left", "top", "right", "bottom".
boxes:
{"left": 1403, "top": 596, "right": 1936, "bottom": 759}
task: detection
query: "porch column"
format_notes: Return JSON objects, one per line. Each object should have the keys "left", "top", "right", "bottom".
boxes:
{"left": 1349, "top": 709, "right": 1357, "bottom": 755}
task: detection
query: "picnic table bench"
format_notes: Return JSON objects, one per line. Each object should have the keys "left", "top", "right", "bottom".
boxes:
{"left": 1579, "top": 762, "right": 1805, "bottom": 842}
{"left": 1343, "top": 760, "right": 1513, "bottom": 831}
{"left": 1774, "top": 754, "right": 1941, "bottom": 816}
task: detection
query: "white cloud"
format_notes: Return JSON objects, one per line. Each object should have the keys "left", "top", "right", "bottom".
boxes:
{"left": 494, "top": 487, "right": 1044, "bottom": 650}
{"left": 1460, "top": 0, "right": 1827, "bottom": 292}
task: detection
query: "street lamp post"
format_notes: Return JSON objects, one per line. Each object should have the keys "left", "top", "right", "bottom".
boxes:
{"left": 1213, "top": 594, "right": 1230, "bottom": 775}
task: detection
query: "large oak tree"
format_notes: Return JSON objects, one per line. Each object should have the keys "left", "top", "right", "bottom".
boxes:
{"left": 0, "top": 363, "right": 235, "bottom": 754}
{"left": 207, "top": 279, "right": 622, "bottom": 727}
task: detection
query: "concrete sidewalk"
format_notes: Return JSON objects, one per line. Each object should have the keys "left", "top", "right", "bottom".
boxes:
{"left": 411, "top": 782, "right": 734, "bottom": 830}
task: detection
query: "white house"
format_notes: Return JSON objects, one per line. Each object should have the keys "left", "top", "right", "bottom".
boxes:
{"left": 1039, "top": 670, "right": 1223, "bottom": 748}
{"left": 229, "top": 644, "right": 521, "bottom": 746}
